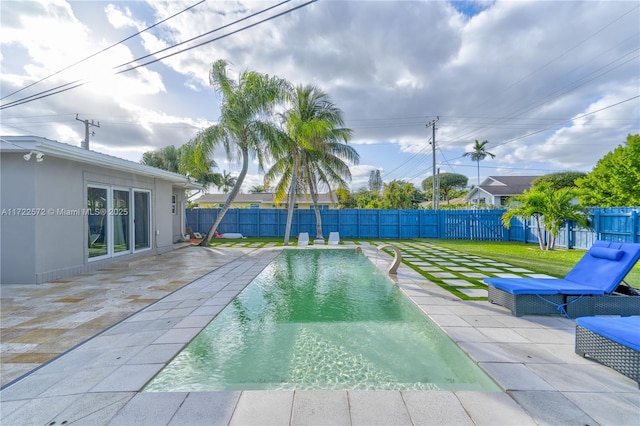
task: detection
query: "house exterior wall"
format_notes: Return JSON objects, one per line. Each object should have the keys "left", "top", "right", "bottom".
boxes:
{"left": 1, "top": 153, "right": 37, "bottom": 284}
{"left": 1, "top": 154, "right": 182, "bottom": 284}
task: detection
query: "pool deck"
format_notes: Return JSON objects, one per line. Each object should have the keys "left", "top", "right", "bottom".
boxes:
{"left": 1, "top": 242, "right": 639, "bottom": 425}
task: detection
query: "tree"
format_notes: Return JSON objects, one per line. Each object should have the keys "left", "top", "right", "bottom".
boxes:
{"left": 463, "top": 140, "right": 495, "bottom": 187}
{"left": 368, "top": 170, "right": 383, "bottom": 194}
{"left": 249, "top": 185, "right": 268, "bottom": 193}
{"left": 195, "top": 59, "right": 289, "bottom": 246}
{"left": 265, "top": 84, "right": 357, "bottom": 244}
{"left": 178, "top": 138, "right": 223, "bottom": 192}
{"left": 531, "top": 171, "right": 586, "bottom": 190}
{"left": 382, "top": 180, "right": 416, "bottom": 209}
{"left": 353, "top": 187, "right": 383, "bottom": 208}
{"left": 141, "top": 145, "right": 181, "bottom": 173}
{"left": 219, "top": 170, "right": 237, "bottom": 193}
{"left": 576, "top": 134, "right": 640, "bottom": 207}
{"left": 422, "top": 173, "right": 468, "bottom": 204}
{"left": 502, "top": 183, "right": 587, "bottom": 250}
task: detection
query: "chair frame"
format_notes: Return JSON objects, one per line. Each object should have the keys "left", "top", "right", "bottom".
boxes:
{"left": 575, "top": 324, "right": 640, "bottom": 385}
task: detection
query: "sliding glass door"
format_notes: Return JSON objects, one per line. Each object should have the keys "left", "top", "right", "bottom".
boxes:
{"left": 134, "top": 190, "right": 151, "bottom": 251}
{"left": 88, "top": 186, "right": 151, "bottom": 260}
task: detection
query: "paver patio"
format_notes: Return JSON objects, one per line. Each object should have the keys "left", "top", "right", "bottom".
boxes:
{"left": 1, "top": 242, "right": 638, "bottom": 425}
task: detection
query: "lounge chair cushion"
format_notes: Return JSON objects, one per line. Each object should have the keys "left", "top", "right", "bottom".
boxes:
{"left": 589, "top": 247, "right": 624, "bottom": 261}
{"left": 486, "top": 278, "right": 606, "bottom": 295}
{"left": 576, "top": 316, "right": 640, "bottom": 352}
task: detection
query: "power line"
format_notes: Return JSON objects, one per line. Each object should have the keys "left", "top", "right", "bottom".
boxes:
{"left": 1, "top": 0, "right": 316, "bottom": 110}
{"left": 0, "top": 0, "right": 207, "bottom": 101}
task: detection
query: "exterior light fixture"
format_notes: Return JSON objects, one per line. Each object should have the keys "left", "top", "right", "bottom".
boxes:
{"left": 23, "top": 151, "right": 45, "bottom": 162}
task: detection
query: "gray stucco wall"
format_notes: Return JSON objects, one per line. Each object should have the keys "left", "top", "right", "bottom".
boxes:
{"left": 1, "top": 154, "right": 183, "bottom": 284}
{"left": 1, "top": 153, "right": 37, "bottom": 284}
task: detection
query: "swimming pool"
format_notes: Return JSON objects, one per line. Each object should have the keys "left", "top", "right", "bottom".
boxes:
{"left": 144, "top": 249, "right": 500, "bottom": 392}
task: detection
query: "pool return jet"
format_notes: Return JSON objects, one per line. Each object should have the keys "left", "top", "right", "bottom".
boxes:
{"left": 377, "top": 244, "right": 402, "bottom": 275}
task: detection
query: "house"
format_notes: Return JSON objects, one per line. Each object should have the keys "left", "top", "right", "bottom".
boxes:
{"left": 464, "top": 175, "right": 541, "bottom": 206}
{"left": 195, "top": 192, "right": 339, "bottom": 209}
{"left": 0, "top": 136, "right": 199, "bottom": 284}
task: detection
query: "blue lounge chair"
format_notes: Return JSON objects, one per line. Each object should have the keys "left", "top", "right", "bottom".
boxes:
{"left": 485, "top": 240, "right": 640, "bottom": 317}
{"left": 575, "top": 316, "right": 640, "bottom": 386}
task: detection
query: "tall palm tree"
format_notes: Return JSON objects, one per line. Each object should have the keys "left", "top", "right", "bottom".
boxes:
{"left": 463, "top": 139, "right": 495, "bottom": 187}
{"left": 265, "top": 85, "right": 357, "bottom": 245}
{"left": 195, "top": 59, "right": 289, "bottom": 246}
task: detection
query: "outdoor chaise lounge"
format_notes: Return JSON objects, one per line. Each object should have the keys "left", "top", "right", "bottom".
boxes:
{"left": 298, "top": 232, "right": 309, "bottom": 246}
{"left": 575, "top": 316, "right": 640, "bottom": 386}
{"left": 328, "top": 232, "right": 340, "bottom": 245}
{"left": 485, "top": 240, "right": 640, "bottom": 317}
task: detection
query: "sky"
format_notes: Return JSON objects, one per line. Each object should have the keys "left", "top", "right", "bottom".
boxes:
{"left": 1, "top": 0, "right": 639, "bottom": 193}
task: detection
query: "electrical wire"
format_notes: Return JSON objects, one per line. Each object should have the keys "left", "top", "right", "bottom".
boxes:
{"left": 0, "top": 0, "right": 207, "bottom": 101}
{"left": 0, "top": 0, "right": 316, "bottom": 110}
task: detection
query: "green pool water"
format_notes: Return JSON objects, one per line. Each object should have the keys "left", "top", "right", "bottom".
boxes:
{"left": 144, "top": 249, "right": 500, "bottom": 392}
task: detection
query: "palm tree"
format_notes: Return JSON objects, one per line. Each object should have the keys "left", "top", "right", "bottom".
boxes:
{"left": 502, "top": 183, "right": 587, "bottom": 250}
{"left": 265, "top": 85, "right": 357, "bottom": 245}
{"left": 249, "top": 185, "right": 268, "bottom": 193}
{"left": 463, "top": 140, "right": 495, "bottom": 187}
{"left": 194, "top": 59, "right": 289, "bottom": 246}
{"left": 179, "top": 138, "right": 223, "bottom": 193}
{"left": 219, "top": 170, "right": 237, "bottom": 193}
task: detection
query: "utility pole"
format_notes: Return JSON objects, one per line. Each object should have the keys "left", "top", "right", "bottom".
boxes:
{"left": 76, "top": 114, "right": 100, "bottom": 150}
{"left": 426, "top": 116, "right": 439, "bottom": 209}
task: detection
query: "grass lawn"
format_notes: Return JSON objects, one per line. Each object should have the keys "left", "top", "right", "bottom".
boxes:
{"left": 425, "top": 239, "right": 640, "bottom": 288}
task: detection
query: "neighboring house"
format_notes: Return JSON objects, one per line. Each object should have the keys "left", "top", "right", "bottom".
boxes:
{"left": 464, "top": 175, "right": 541, "bottom": 206}
{"left": 0, "top": 136, "right": 199, "bottom": 284}
{"left": 195, "top": 192, "right": 339, "bottom": 209}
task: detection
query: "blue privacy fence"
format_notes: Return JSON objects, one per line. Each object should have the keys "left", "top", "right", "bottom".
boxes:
{"left": 186, "top": 207, "right": 640, "bottom": 249}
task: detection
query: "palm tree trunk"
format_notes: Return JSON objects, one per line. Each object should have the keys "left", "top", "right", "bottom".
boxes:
{"left": 308, "top": 179, "right": 323, "bottom": 239}
{"left": 283, "top": 161, "right": 298, "bottom": 246}
{"left": 199, "top": 147, "right": 249, "bottom": 246}
{"left": 534, "top": 215, "right": 545, "bottom": 250}
{"left": 476, "top": 159, "right": 480, "bottom": 188}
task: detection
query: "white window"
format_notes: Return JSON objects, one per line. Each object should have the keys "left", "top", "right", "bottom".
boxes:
{"left": 171, "top": 195, "right": 177, "bottom": 214}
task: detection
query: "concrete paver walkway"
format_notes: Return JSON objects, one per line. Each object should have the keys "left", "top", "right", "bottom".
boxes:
{"left": 1, "top": 241, "right": 638, "bottom": 425}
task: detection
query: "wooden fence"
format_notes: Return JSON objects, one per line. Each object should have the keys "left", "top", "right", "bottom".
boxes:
{"left": 186, "top": 207, "right": 640, "bottom": 249}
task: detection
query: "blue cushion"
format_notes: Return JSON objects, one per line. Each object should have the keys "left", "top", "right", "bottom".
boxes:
{"left": 589, "top": 247, "right": 624, "bottom": 261}
{"left": 576, "top": 316, "right": 640, "bottom": 352}
{"left": 485, "top": 278, "right": 605, "bottom": 295}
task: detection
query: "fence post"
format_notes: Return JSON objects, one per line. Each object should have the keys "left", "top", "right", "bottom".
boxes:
{"left": 565, "top": 220, "right": 572, "bottom": 249}
{"left": 631, "top": 210, "right": 638, "bottom": 243}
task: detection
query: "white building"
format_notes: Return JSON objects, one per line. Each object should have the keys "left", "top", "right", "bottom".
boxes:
{"left": 1, "top": 136, "right": 199, "bottom": 284}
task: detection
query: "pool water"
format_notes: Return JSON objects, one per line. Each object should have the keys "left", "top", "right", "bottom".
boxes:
{"left": 144, "top": 249, "right": 500, "bottom": 392}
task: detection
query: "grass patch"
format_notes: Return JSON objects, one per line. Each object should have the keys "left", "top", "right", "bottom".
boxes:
{"left": 422, "top": 239, "right": 639, "bottom": 287}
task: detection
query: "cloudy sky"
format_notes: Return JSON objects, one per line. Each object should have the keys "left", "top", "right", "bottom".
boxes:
{"left": 1, "top": 0, "right": 638, "bottom": 192}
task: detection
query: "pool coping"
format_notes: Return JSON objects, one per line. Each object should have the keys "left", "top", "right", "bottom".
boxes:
{"left": 1, "top": 244, "right": 638, "bottom": 425}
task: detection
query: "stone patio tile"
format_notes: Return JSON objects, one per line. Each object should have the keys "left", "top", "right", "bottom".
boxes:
{"left": 460, "top": 272, "right": 488, "bottom": 278}
{"left": 428, "top": 315, "right": 471, "bottom": 327}
{"left": 459, "top": 315, "right": 506, "bottom": 327}
{"left": 528, "top": 363, "right": 624, "bottom": 392}
{"left": 441, "top": 326, "right": 493, "bottom": 343}
{"left": 563, "top": 391, "right": 640, "bottom": 426}
{"left": 40, "top": 366, "right": 118, "bottom": 397}
{"left": 46, "top": 392, "right": 134, "bottom": 426}
{"left": 525, "top": 273, "right": 554, "bottom": 278}
{"left": 128, "top": 343, "right": 184, "bottom": 364}
{"left": 505, "top": 268, "right": 533, "bottom": 273}
{"left": 174, "top": 315, "right": 214, "bottom": 329}
{"left": 497, "top": 342, "right": 566, "bottom": 364}
{"left": 477, "top": 327, "right": 531, "bottom": 343}
{"left": 0, "top": 370, "right": 69, "bottom": 401}
{"left": 513, "top": 327, "right": 572, "bottom": 344}
{"left": 169, "top": 392, "right": 240, "bottom": 426}
{"left": 229, "top": 391, "right": 293, "bottom": 425}
{"left": 402, "top": 391, "right": 473, "bottom": 425}
{"left": 491, "top": 273, "right": 521, "bottom": 278}
{"left": 91, "top": 364, "right": 162, "bottom": 392}
{"left": 476, "top": 267, "right": 503, "bottom": 273}
{"left": 0, "top": 395, "right": 80, "bottom": 426}
{"left": 431, "top": 272, "right": 457, "bottom": 279}
{"left": 479, "top": 363, "right": 555, "bottom": 391}
{"left": 508, "top": 391, "right": 597, "bottom": 425}
{"left": 348, "top": 391, "right": 412, "bottom": 425}
{"left": 457, "top": 288, "right": 488, "bottom": 298}
{"left": 154, "top": 327, "right": 201, "bottom": 345}
{"left": 443, "top": 279, "right": 475, "bottom": 287}
{"left": 291, "top": 390, "right": 350, "bottom": 425}
{"left": 190, "top": 304, "right": 225, "bottom": 317}
{"left": 455, "top": 391, "right": 537, "bottom": 425}
{"left": 107, "top": 392, "right": 188, "bottom": 425}
{"left": 458, "top": 341, "right": 516, "bottom": 363}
